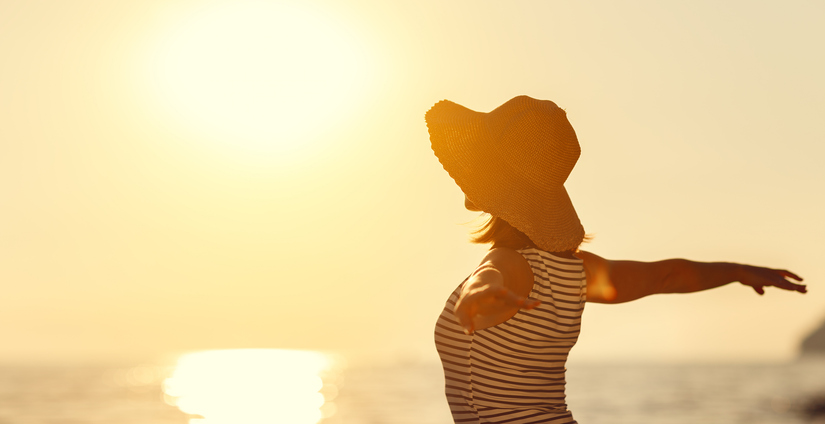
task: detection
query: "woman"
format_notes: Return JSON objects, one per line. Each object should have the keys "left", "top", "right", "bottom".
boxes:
{"left": 426, "top": 96, "right": 806, "bottom": 424}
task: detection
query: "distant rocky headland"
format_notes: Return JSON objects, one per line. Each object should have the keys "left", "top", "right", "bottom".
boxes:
{"left": 801, "top": 318, "right": 825, "bottom": 355}
{"left": 799, "top": 320, "right": 825, "bottom": 421}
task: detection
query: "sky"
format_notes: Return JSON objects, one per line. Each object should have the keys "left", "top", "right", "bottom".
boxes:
{"left": 1, "top": 0, "right": 824, "bottom": 365}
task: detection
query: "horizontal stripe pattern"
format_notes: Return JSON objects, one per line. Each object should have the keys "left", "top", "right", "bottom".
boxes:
{"left": 435, "top": 248, "right": 586, "bottom": 423}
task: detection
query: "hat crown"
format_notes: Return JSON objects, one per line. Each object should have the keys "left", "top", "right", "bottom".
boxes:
{"left": 488, "top": 96, "right": 580, "bottom": 186}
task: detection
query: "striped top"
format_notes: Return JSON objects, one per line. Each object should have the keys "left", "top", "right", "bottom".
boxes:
{"left": 434, "top": 248, "right": 586, "bottom": 424}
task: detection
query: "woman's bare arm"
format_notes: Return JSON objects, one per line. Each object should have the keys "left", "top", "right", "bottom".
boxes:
{"left": 452, "top": 248, "right": 538, "bottom": 334}
{"left": 576, "top": 250, "right": 806, "bottom": 304}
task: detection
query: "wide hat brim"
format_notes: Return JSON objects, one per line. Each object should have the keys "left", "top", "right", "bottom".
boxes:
{"left": 425, "top": 96, "right": 585, "bottom": 252}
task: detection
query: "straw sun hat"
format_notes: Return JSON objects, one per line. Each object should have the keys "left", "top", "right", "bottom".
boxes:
{"left": 425, "top": 95, "right": 585, "bottom": 252}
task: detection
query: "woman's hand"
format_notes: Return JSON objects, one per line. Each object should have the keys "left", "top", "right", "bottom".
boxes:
{"left": 453, "top": 265, "right": 539, "bottom": 335}
{"left": 737, "top": 265, "right": 806, "bottom": 295}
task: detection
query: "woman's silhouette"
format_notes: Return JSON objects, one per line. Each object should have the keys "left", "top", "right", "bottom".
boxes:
{"left": 426, "top": 96, "right": 806, "bottom": 424}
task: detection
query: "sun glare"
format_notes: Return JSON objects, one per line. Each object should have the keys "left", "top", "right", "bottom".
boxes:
{"left": 142, "top": 1, "right": 371, "bottom": 161}
{"left": 164, "top": 349, "right": 342, "bottom": 424}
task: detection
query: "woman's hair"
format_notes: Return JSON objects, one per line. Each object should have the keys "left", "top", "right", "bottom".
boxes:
{"left": 470, "top": 215, "right": 537, "bottom": 250}
{"left": 470, "top": 214, "right": 590, "bottom": 253}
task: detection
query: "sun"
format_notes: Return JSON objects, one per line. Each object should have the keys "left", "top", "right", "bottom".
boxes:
{"left": 141, "top": 1, "right": 371, "bottom": 161}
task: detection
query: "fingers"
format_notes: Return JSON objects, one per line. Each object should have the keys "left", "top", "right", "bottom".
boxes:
{"left": 499, "top": 289, "right": 541, "bottom": 309}
{"left": 453, "top": 285, "right": 541, "bottom": 335}
{"left": 774, "top": 278, "right": 807, "bottom": 293}
{"left": 777, "top": 269, "right": 803, "bottom": 282}
{"left": 746, "top": 267, "right": 806, "bottom": 295}
{"left": 770, "top": 269, "right": 807, "bottom": 293}
{"left": 524, "top": 298, "right": 541, "bottom": 309}
{"left": 779, "top": 280, "right": 807, "bottom": 293}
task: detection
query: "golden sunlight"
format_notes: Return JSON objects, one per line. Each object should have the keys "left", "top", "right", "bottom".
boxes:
{"left": 142, "top": 1, "right": 370, "bottom": 159}
{"left": 163, "top": 349, "right": 342, "bottom": 424}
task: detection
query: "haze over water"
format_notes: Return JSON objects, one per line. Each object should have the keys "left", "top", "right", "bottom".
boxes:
{"left": 3, "top": 349, "right": 825, "bottom": 423}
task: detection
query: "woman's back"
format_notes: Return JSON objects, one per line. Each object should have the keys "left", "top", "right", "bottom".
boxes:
{"left": 435, "top": 248, "right": 586, "bottom": 424}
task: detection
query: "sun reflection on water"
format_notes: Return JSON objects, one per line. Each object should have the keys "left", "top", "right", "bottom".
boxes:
{"left": 163, "top": 349, "right": 342, "bottom": 424}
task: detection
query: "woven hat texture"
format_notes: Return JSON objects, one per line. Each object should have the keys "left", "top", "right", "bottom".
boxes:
{"left": 425, "top": 95, "right": 584, "bottom": 252}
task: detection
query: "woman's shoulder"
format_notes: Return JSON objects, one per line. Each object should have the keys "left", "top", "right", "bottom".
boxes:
{"left": 477, "top": 248, "right": 535, "bottom": 295}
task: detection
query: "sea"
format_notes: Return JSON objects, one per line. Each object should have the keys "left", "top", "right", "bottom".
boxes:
{"left": 2, "top": 350, "right": 824, "bottom": 424}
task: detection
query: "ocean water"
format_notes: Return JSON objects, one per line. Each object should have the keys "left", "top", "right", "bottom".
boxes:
{"left": 1, "top": 352, "right": 824, "bottom": 424}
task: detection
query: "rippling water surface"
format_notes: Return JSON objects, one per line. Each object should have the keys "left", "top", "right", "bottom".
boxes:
{"left": 1, "top": 351, "right": 824, "bottom": 424}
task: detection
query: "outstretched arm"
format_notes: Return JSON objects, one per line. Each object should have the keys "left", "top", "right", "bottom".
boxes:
{"left": 452, "top": 248, "right": 538, "bottom": 334}
{"left": 577, "top": 250, "right": 806, "bottom": 304}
